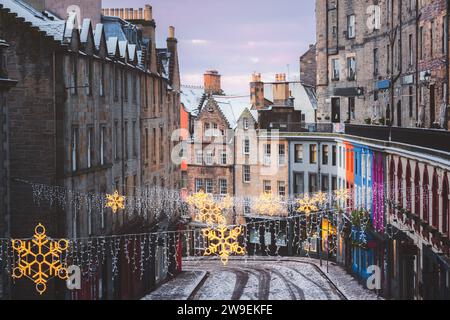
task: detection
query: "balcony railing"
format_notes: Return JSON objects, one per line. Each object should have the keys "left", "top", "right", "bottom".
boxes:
{"left": 345, "top": 124, "right": 450, "bottom": 153}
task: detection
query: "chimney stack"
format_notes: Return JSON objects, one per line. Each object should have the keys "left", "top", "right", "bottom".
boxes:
{"left": 273, "top": 73, "right": 289, "bottom": 105}
{"left": 204, "top": 70, "right": 222, "bottom": 95}
{"left": 144, "top": 5, "right": 153, "bottom": 21}
{"left": 250, "top": 73, "right": 264, "bottom": 110}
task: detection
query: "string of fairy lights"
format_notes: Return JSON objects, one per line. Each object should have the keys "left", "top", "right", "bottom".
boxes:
{"left": 0, "top": 177, "right": 443, "bottom": 294}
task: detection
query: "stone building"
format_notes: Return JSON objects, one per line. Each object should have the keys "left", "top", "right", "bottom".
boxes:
{"left": 0, "top": 38, "right": 16, "bottom": 299}
{"left": 300, "top": 44, "right": 317, "bottom": 88}
{"left": 0, "top": 0, "right": 180, "bottom": 300}
{"left": 316, "top": 0, "right": 449, "bottom": 130}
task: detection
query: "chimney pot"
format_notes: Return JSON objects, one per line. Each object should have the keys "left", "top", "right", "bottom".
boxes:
{"left": 168, "top": 26, "right": 175, "bottom": 38}
{"left": 144, "top": 5, "right": 153, "bottom": 21}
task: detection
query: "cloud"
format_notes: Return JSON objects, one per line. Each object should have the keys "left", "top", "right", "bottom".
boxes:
{"left": 191, "top": 39, "right": 209, "bottom": 45}
{"left": 250, "top": 57, "right": 260, "bottom": 64}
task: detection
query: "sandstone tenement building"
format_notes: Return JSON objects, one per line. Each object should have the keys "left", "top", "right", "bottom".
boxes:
{"left": 316, "top": 0, "right": 449, "bottom": 130}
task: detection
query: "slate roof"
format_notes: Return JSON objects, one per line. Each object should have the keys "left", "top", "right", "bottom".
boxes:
{"left": 263, "top": 82, "right": 317, "bottom": 111}
{"left": 0, "top": 0, "right": 66, "bottom": 42}
{"left": 213, "top": 95, "right": 251, "bottom": 129}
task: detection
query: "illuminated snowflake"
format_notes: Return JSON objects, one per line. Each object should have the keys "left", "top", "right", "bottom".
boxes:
{"left": 314, "top": 191, "right": 329, "bottom": 206}
{"left": 254, "top": 192, "right": 284, "bottom": 216}
{"left": 202, "top": 225, "right": 245, "bottom": 265}
{"left": 106, "top": 190, "right": 125, "bottom": 213}
{"left": 12, "top": 224, "right": 69, "bottom": 295}
{"left": 187, "top": 191, "right": 231, "bottom": 225}
{"left": 296, "top": 194, "right": 318, "bottom": 216}
{"left": 334, "top": 189, "right": 349, "bottom": 202}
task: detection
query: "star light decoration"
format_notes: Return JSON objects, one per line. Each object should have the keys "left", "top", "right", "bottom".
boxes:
{"left": 106, "top": 190, "right": 125, "bottom": 213}
{"left": 11, "top": 224, "right": 69, "bottom": 295}
{"left": 202, "top": 225, "right": 245, "bottom": 265}
{"left": 254, "top": 192, "right": 284, "bottom": 216}
{"left": 296, "top": 194, "right": 319, "bottom": 216}
{"left": 314, "top": 191, "right": 329, "bottom": 206}
{"left": 186, "top": 191, "right": 233, "bottom": 226}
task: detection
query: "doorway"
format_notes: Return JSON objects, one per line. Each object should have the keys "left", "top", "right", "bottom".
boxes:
{"left": 397, "top": 100, "right": 402, "bottom": 127}
{"left": 332, "top": 97, "right": 341, "bottom": 123}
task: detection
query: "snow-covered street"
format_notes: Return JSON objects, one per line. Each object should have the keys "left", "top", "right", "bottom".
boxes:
{"left": 142, "top": 257, "right": 383, "bottom": 301}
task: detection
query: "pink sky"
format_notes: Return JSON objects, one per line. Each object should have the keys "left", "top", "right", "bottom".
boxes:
{"left": 102, "top": 0, "right": 316, "bottom": 94}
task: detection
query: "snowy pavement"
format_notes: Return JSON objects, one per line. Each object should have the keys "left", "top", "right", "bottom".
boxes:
{"left": 142, "top": 257, "right": 383, "bottom": 300}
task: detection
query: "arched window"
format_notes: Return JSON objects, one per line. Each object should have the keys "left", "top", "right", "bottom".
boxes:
{"left": 389, "top": 158, "right": 396, "bottom": 215}
{"left": 397, "top": 160, "right": 403, "bottom": 208}
{"left": 414, "top": 165, "right": 421, "bottom": 216}
{"left": 432, "top": 171, "right": 439, "bottom": 228}
{"left": 423, "top": 167, "right": 429, "bottom": 222}
{"left": 443, "top": 174, "right": 449, "bottom": 236}
{"left": 406, "top": 161, "right": 412, "bottom": 211}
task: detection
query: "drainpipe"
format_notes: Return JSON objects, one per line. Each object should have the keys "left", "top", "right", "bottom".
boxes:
{"left": 445, "top": 0, "right": 449, "bottom": 130}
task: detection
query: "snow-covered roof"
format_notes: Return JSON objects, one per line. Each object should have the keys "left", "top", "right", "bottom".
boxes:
{"left": 106, "top": 37, "right": 118, "bottom": 56}
{"left": 213, "top": 95, "right": 251, "bottom": 129}
{"left": 80, "top": 18, "right": 91, "bottom": 43}
{"left": 180, "top": 85, "right": 205, "bottom": 116}
{"left": 264, "top": 82, "right": 317, "bottom": 111}
{"left": 157, "top": 48, "right": 171, "bottom": 80}
{"left": 0, "top": 0, "right": 66, "bottom": 42}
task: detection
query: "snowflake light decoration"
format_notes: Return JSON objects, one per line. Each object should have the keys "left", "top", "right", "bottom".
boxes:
{"left": 12, "top": 223, "right": 69, "bottom": 295}
{"left": 296, "top": 194, "right": 319, "bottom": 216}
{"left": 314, "top": 191, "right": 329, "bottom": 206}
{"left": 187, "top": 191, "right": 230, "bottom": 225}
{"left": 334, "top": 189, "right": 349, "bottom": 202}
{"left": 202, "top": 225, "right": 245, "bottom": 265}
{"left": 254, "top": 192, "right": 284, "bottom": 216}
{"left": 106, "top": 190, "right": 125, "bottom": 213}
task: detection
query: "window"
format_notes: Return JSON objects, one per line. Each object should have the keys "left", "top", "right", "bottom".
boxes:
{"left": 114, "top": 121, "right": 119, "bottom": 160}
{"left": 205, "top": 150, "right": 214, "bottom": 165}
{"left": 87, "top": 127, "right": 93, "bottom": 168}
{"left": 195, "top": 179, "right": 204, "bottom": 193}
{"left": 373, "top": 48, "right": 379, "bottom": 76}
{"left": 278, "top": 144, "right": 286, "bottom": 165}
{"left": 294, "top": 172, "right": 304, "bottom": 195}
{"left": 100, "top": 63, "right": 105, "bottom": 97}
{"left": 181, "top": 172, "right": 187, "bottom": 189}
{"left": 295, "top": 144, "right": 303, "bottom": 163}
{"left": 70, "top": 56, "right": 78, "bottom": 95}
{"left": 430, "top": 20, "right": 434, "bottom": 58}
{"left": 160, "top": 127, "right": 164, "bottom": 163}
{"left": 114, "top": 65, "right": 119, "bottom": 101}
{"left": 408, "top": 34, "right": 413, "bottom": 66}
{"left": 322, "top": 145, "right": 329, "bottom": 165}
{"left": 244, "top": 197, "right": 251, "bottom": 215}
{"left": 419, "top": 26, "right": 423, "bottom": 60}
{"left": 278, "top": 181, "right": 286, "bottom": 197}
{"left": 205, "top": 179, "right": 213, "bottom": 194}
{"left": 264, "top": 144, "right": 271, "bottom": 166}
{"left": 348, "top": 97, "right": 356, "bottom": 120}
{"left": 332, "top": 146, "right": 337, "bottom": 166}
{"left": 243, "top": 165, "right": 251, "bottom": 183}
{"left": 309, "top": 173, "right": 318, "bottom": 193}
{"left": 347, "top": 57, "right": 356, "bottom": 81}
{"left": 310, "top": 144, "right": 317, "bottom": 164}
{"left": 243, "top": 117, "right": 249, "bottom": 130}
{"left": 263, "top": 180, "right": 272, "bottom": 194}
{"left": 204, "top": 122, "right": 210, "bottom": 137}
{"left": 221, "top": 150, "right": 227, "bottom": 165}
{"left": 71, "top": 127, "right": 79, "bottom": 172}
{"left": 196, "top": 150, "right": 203, "bottom": 165}
{"left": 132, "top": 121, "right": 137, "bottom": 158}
{"left": 86, "top": 59, "right": 93, "bottom": 96}
{"left": 322, "top": 175, "right": 329, "bottom": 192}
{"left": 219, "top": 179, "right": 228, "bottom": 195}
{"left": 332, "top": 176, "right": 338, "bottom": 191}
{"left": 332, "top": 59, "right": 340, "bottom": 81}
{"left": 124, "top": 121, "right": 128, "bottom": 160}
{"left": 244, "top": 137, "right": 250, "bottom": 154}
{"left": 100, "top": 126, "right": 106, "bottom": 165}
{"left": 152, "top": 128, "right": 156, "bottom": 164}
{"left": 145, "top": 128, "right": 149, "bottom": 162}
{"left": 347, "top": 15, "right": 355, "bottom": 39}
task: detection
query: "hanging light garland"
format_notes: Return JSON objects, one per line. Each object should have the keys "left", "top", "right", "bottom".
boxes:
{"left": 254, "top": 192, "right": 284, "bottom": 216}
